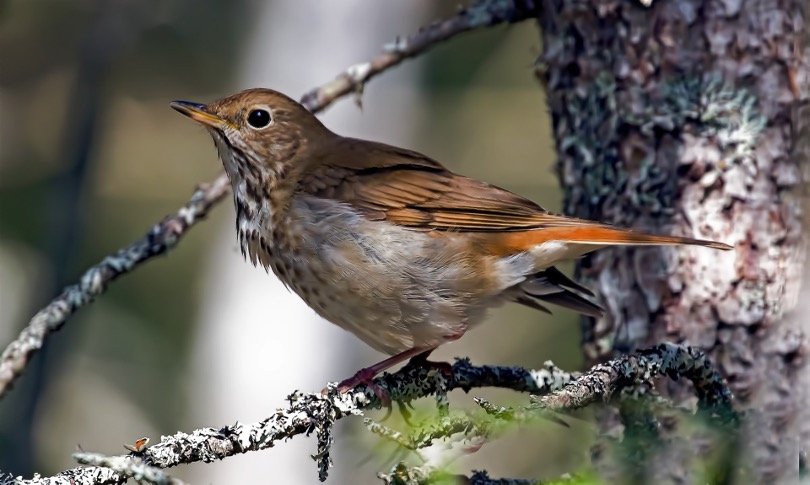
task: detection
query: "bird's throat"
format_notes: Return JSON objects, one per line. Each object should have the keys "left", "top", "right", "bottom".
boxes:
{"left": 217, "top": 145, "right": 298, "bottom": 270}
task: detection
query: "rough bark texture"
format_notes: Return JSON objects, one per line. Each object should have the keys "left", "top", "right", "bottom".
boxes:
{"left": 535, "top": 0, "right": 808, "bottom": 481}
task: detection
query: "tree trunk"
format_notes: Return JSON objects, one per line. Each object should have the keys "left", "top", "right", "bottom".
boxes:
{"left": 535, "top": 0, "right": 808, "bottom": 481}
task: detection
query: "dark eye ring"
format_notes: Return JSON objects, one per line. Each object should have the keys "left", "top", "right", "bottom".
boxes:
{"left": 247, "top": 108, "right": 272, "bottom": 129}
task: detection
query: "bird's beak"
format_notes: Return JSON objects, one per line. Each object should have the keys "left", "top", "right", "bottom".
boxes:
{"left": 170, "top": 100, "right": 226, "bottom": 129}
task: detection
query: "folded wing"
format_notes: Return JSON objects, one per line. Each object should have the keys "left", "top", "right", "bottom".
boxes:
{"left": 300, "top": 138, "right": 731, "bottom": 252}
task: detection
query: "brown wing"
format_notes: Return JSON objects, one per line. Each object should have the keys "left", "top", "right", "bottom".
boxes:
{"left": 300, "top": 137, "right": 576, "bottom": 232}
{"left": 300, "top": 137, "right": 732, "bottom": 252}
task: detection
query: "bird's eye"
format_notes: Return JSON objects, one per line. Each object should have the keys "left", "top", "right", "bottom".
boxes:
{"left": 247, "top": 108, "right": 272, "bottom": 129}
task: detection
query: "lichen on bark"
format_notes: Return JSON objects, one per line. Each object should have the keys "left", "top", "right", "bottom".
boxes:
{"left": 535, "top": 0, "right": 808, "bottom": 481}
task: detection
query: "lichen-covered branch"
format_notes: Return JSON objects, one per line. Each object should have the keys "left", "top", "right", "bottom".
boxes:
{"left": 0, "top": 0, "right": 540, "bottom": 401}
{"left": 0, "top": 453, "right": 179, "bottom": 485}
{"left": 531, "top": 343, "right": 739, "bottom": 482}
{"left": 0, "top": 467, "right": 122, "bottom": 485}
{"left": 375, "top": 344, "right": 736, "bottom": 485}
{"left": 532, "top": 343, "right": 735, "bottom": 422}
{"left": 0, "top": 175, "right": 230, "bottom": 401}
{"left": 107, "top": 357, "right": 574, "bottom": 475}
{"left": 72, "top": 453, "right": 186, "bottom": 485}
{"left": 5, "top": 357, "right": 573, "bottom": 484}
{"left": 6, "top": 344, "right": 733, "bottom": 484}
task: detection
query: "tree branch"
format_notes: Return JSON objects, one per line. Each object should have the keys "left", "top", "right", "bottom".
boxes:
{"left": 73, "top": 453, "right": 186, "bottom": 485}
{"left": 0, "top": 0, "right": 540, "bottom": 400}
{"left": 298, "top": 0, "right": 540, "bottom": 112}
{"left": 0, "top": 357, "right": 575, "bottom": 484}
{"left": 8, "top": 344, "right": 734, "bottom": 484}
{"left": 375, "top": 344, "right": 736, "bottom": 485}
{"left": 0, "top": 467, "right": 122, "bottom": 485}
{"left": 532, "top": 343, "right": 735, "bottom": 423}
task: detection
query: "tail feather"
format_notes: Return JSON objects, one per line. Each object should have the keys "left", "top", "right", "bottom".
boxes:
{"left": 514, "top": 295, "right": 552, "bottom": 314}
{"left": 515, "top": 267, "right": 604, "bottom": 318}
{"left": 536, "top": 291, "right": 604, "bottom": 318}
{"left": 494, "top": 226, "right": 733, "bottom": 255}
{"left": 541, "top": 266, "right": 595, "bottom": 296}
{"left": 536, "top": 226, "right": 733, "bottom": 250}
{"left": 504, "top": 226, "right": 731, "bottom": 318}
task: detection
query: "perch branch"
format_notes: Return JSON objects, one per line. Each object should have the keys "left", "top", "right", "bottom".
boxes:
{"left": 14, "top": 344, "right": 733, "bottom": 484}
{"left": 375, "top": 344, "right": 736, "bottom": 485}
{"left": 532, "top": 343, "right": 735, "bottom": 422}
{"left": 3, "top": 357, "right": 575, "bottom": 484}
{"left": 0, "top": 0, "right": 540, "bottom": 400}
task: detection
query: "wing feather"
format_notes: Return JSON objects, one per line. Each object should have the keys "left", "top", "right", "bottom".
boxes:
{"left": 300, "top": 138, "right": 559, "bottom": 232}
{"left": 298, "top": 137, "right": 732, "bottom": 253}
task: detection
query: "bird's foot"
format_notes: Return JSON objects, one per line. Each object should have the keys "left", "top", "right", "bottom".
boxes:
{"left": 336, "top": 366, "right": 378, "bottom": 393}
{"left": 336, "top": 367, "right": 392, "bottom": 410}
{"left": 332, "top": 347, "right": 438, "bottom": 419}
{"left": 404, "top": 351, "right": 454, "bottom": 381}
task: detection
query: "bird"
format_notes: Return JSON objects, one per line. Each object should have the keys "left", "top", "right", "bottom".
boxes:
{"left": 170, "top": 88, "right": 732, "bottom": 391}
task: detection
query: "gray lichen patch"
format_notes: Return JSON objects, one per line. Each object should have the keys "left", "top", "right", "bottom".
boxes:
{"left": 535, "top": 0, "right": 807, "bottom": 480}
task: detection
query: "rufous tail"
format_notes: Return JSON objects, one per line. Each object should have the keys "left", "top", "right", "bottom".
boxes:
{"left": 521, "top": 226, "right": 733, "bottom": 251}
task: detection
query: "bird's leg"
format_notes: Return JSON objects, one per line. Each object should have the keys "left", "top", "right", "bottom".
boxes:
{"left": 402, "top": 329, "right": 463, "bottom": 378}
{"left": 337, "top": 346, "right": 433, "bottom": 395}
{"left": 336, "top": 347, "right": 433, "bottom": 418}
{"left": 336, "top": 332, "right": 463, "bottom": 412}
{"left": 403, "top": 348, "right": 453, "bottom": 378}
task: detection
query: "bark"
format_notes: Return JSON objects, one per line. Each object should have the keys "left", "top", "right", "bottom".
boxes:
{"left": 535, "top": 0, "right": 808, "bottom": 482}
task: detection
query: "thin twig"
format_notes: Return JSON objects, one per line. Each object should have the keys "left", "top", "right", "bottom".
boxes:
{"left": 299, "top": 0, "right": 539, "bottom": 111}
{"left": 0, "top": 0, "right": 539, "bottom": 400}
{"left": 380, "top": 465, "right": 574, "bottom": 484}
{"left": 0, "top": 175, "right": 230, "bottom": 400}
{"left": 367, "top": 413, "right": 493, "bottom": 451}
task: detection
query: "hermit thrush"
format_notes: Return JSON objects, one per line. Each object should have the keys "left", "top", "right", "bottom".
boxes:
{"left": 171, "top": 89, "right": 731, "bottom": 390}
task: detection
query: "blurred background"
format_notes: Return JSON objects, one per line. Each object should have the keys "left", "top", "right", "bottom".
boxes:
{"left": 0, "top": 1, "right": 592, "bottom": 482}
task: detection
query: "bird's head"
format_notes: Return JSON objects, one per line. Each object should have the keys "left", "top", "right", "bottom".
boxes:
{"left": 170, "top": 88, "right": 331, "bottom": 186}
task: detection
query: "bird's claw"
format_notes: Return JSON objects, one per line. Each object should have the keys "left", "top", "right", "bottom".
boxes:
{"left": 336, "top": 367, "right": 393, "bottom": 414}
